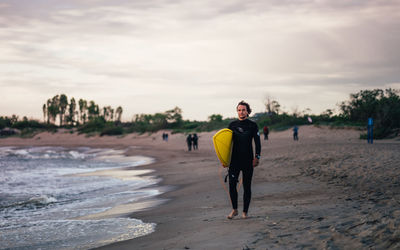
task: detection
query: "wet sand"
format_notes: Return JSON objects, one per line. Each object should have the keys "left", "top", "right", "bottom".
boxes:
{"left": 1, "top": 126, "right": 400, "bottom": 249}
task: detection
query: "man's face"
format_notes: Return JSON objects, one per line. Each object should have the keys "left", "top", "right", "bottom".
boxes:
{"left": 237, "top": 105, "right": 248, "bottom": 120}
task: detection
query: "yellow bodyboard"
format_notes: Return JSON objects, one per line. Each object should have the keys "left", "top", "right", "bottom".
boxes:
{"left": 212, "top": 129, "right": 233, "bottom": 167}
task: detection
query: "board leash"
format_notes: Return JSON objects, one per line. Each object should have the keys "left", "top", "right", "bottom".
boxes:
{"left": 218, "top": 165, "right": 242, "bottom": 204}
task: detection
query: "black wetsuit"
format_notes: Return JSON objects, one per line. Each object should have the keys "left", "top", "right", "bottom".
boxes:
{"left": 228, "top": 119, "right": 261, "bottom": 213}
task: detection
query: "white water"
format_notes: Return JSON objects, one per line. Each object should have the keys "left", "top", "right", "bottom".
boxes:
{"left": 0, "top": 146, "right": 161, "bottom": 250}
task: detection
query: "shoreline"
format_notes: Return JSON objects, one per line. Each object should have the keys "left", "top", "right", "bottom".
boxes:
{"left": 1, "top": 126, "right": 400, "bottom": 249}
{"left": 0, "top": 146, "right": 164, "bottom": 249}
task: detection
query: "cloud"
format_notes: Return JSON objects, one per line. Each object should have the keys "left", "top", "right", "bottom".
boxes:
{"left": 0, "top": 0, "right": 400, "bottom": 120}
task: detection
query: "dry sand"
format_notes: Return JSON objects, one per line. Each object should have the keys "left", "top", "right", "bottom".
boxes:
{"left": 1, "top": 126, "right": 400, "bottom": 249}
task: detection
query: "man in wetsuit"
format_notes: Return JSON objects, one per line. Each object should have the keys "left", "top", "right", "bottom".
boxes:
{"left": 227, "top": 100, "right": 261, "bottom": 219}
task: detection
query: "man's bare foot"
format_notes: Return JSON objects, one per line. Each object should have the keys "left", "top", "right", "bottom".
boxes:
{"left": 227, "top": 210, "right": 238, "bottom": 219}
{"left": 242, "top": 212, "right": 248, "bottom": 219}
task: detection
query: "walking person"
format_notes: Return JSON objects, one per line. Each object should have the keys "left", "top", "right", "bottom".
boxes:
{"left": 192, "top": 133, "right": 198, "bottom": 150}
{"left": 367, "top": 117, "right": 373, "bottom": 144}
{"left": 226, "top": 100, "right": 261, "bottom": 219}
{"left": 186, "top": 134, "right": 193, "bottom": 151}
{"left": 263, "top": 125, "right": 269, "bottom": 140}
{"left": 293, "top": 125, "right": 299, "bottom": 141}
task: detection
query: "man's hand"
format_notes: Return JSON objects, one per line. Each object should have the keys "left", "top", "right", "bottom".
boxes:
{"left": 253, "top": 158, "right": 259, "bottom": 167}
{"left": 222, "top": 163, "right": 228, "bottom": 168}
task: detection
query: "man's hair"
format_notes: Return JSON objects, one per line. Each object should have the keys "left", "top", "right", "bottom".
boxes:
{"left": 237, "top": 100, "right": 252, "bottom": 115}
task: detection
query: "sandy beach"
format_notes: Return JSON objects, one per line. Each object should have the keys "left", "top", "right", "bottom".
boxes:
{"left": 1, "top": 126, "right": 400, "bottom": 249}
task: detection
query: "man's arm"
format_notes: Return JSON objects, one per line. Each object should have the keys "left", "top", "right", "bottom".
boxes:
{"left": 254, "top": 124, "right": 261, "bottom": 156}
{"left": 253, "top": 124, "right": 261, "bottom": 167}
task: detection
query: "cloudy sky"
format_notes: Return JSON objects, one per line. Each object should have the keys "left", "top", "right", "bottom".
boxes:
{"left": 1, "top": 0, "right": 399, "bottom": 121}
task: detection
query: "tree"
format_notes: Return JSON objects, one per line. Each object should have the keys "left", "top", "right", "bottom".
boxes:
{"left": 46, "top": 99, "right": 51, "bottom": 124}
{"left": 87, "top": 101, "right": 99, "bottom": 121}
{"left": 102, "top": 106, "right": 113, "bottom": 121}
{"left": 48, "top": 95, "right": 60, "bottom": 124}
{"left": 264, "top": 96, "right": 281, "bottom": 115}
{"left": 42, "top": 104, "right": 47, "bottom": 123}
{"left": 209, "top": 114, "right": 223, "bottom": 122}
{"left": 78, "top": 99, "right": 88, "bottom": 124}
{"left": 10, "top": 115, "right": 18, "bottom": 124}
{"left": 339, "top": 88, "right": 400, "bottom": 138}
{"left": 110, "top": 108, "right": 114, "bottom": 121}
{"left": 115, "top": 106, "right": 123, "bottom": 122}
{"left": 67, "top": 97, "right": 77, "bottom": 125}
{"left": 152, "top": 113, "right": 168, "bottom": 128}
{"left": 339, "top": 89, "right": 382, "bottom": 121}
{"left": 59, "top": 94, "right": 68, "bottom": 126}
{"left": 165, "top": 106, "right": 182, "bottom": 125}
{"left": 320, "top": 109, "right": 334, "bottom": 120}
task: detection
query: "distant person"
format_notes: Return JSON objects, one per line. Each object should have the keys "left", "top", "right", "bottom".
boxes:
{"left": 367, "top": 117, "right": 373, "bottom": 144}
{"left": 226, "top": 100, "right": 261, "bottom": 219}
{"left": 192, "top": 133, "right": 198, "bottom": 150}
{"left": 263, "top": 125, "right": 269, "bottom": 140}
{"left": 293, "top": 125, "right": 299, "bottom": 141}
{"left": 186, "top": 134, "right": 193, "bottom": 151}
{"left": 162, "top": 133, "right": 166, "bottom": 141}
{"left": 163, "top": 132, "right": 168, "bottom": 142}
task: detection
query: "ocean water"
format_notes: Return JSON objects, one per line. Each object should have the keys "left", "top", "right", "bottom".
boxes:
{"left": 0, "top": 146, "right": 161, "bottom": 250}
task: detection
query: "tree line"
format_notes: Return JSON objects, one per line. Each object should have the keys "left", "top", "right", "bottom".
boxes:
{"left": 339, "top": 88, "right": 400, "bottom": 138}
{"left": 42, "top": 94, "right": 123, "bottom": 126}
{"left": 1, "top": 88, "right": 399, "bottom": 139}
{"left": 256, "top": 88, "right": 400, "bottom": 138}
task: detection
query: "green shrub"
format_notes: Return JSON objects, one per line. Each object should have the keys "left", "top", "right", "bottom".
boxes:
{"left": 100, "top": 126, "right": 124, "bottom": 136}
{"left": 78, "top": 117, "right": 106, "bottom": 134}
{"left": 12, "top": 120, "right": 45, "bottom": 130}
